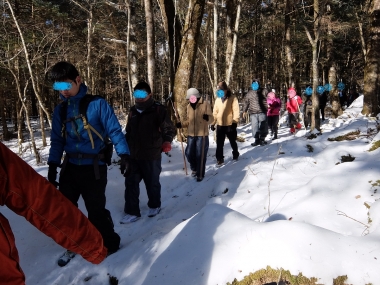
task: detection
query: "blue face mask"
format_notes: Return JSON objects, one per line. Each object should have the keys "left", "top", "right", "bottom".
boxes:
{"left": 53, "top": 82, "right": 72, "bottom": 91}
{"left": 251, "top": 82, "right": 259, "bottom": 91}
{"left": 133, "top": 89, "right": 148, "bottom": 99}
{"left": 216, "top": 90, "right": 224, "bottom": 98}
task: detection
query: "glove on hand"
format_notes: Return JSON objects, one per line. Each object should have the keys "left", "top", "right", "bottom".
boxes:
{"left": 202, "top": 114, "right": 209, "bottom": 121}
{"left": 162, "top": 141, "right": 172, "bottom": 153}
{"left": 232, "top": 122, "right": 237, "bottom": 129}
{"left": 48, "top": 163, "right": 59, "bottom": 187}
{"left": 210, "top": 125, "right": 216, "bottom": 132}
{"left": 120, "top": 154, "right": 131, "bottom": 177}
{"left": 176, "top": 122, "right": 182, "bottom": 129}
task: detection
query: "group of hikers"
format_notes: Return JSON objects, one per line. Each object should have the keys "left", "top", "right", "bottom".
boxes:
{"left": 0, "top": 60, "right": 358, "bottom": 284}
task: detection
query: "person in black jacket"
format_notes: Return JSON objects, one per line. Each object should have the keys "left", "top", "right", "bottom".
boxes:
{"left": 120, "top": 82, "right": 175, "bottom": 224}
{"left": 319, "top": 91, "right": 328, "bottom": 121}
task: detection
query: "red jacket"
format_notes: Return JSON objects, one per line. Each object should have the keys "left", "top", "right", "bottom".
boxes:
{"left": 0, "top": 142, "right": 107, "bottom": 285}
{"left": 286, "top": 95, "right": 302, "bottom": 114}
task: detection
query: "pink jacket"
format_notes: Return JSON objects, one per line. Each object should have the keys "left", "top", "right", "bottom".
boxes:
{"left": 267, "top": 97, "right": 281, "bottom": 116}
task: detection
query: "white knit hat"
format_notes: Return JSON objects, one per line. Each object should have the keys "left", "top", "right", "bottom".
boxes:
{"left": 186, "top": 88, "right": 200, "bottom": 99}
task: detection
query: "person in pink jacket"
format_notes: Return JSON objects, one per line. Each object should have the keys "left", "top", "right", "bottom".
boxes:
{"left": 266, "top": 91, "right": 281, "bottom": 140}
{"left": 286, "top": 87, "right": 303, "bottom": 134}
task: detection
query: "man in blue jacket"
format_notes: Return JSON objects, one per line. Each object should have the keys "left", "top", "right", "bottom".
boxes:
{"left": 47, "top": 61, "right": 130, "bottom": 266}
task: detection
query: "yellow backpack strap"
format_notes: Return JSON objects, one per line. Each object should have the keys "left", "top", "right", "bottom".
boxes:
{"left": 81, "top": 114, "right": 104, "bottom": 149}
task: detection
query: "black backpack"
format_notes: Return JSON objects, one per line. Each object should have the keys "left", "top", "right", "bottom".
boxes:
{"left": 59, "top": 94, "right": 113, "bottom": 166}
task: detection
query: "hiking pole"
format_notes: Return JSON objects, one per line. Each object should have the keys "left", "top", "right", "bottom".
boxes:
{"left": 166, "top": 93, "right": 188, "bottom": 175}
{"left": 199, "top": 95, "right": 208, "bottom": 181}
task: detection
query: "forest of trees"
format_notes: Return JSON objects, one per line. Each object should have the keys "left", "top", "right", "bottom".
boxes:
{"left": 0, "top": 0, "right": 379, "bottom": 161}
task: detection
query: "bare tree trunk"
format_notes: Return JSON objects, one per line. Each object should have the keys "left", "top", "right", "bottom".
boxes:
{"left": 225, "top": 0, "right": 241, "bottom": 86}
{"left": 362, "top": 0, "right": 380, "bottom": 116}
{"left": 356, "top": 12, "right": 368, "bottom": 63}
{"left": 327, "top": 16, "right": 342, "bottom": 118}
{"left": 38, "top": 103, "right": 47, "bottom": 146}
{"left": 16, "top": 100, "right": 23, "bottom": 154}
{"left": 304, "top": 0, "right": 322, "bottom": 132}
{"left": 284, "top": 0, "right": 294, "bottom": 86}
{"left": 9, "top": 64, "right": 41, "bottom": 162}
{"left": 173, "top": 0, "right": 206, "bottom": 119}
{"left": 144, "top": 0, "right": 156, "bottom": 92}
{"left": 212, "top": 0, "right": 218, "bottom": 97}
{"left": 0, "top": 89, "right": 10, "bottom": 140}
{"left": 5, "top": 0, "right": 52, "bottom": 128}
{"left": 157, "top": 0, "right": 182, "bottom": 92}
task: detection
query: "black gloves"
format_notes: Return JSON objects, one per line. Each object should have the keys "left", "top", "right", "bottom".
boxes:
{"left": 47, "top": 163, "right": 59, "bottom": 187}
{"left": 202, "top": 114, "right": 209, "bottom": 121}
{"left": 232, "top": 122, "right": 237, "bottom": 129}
{"left": 210, "top": 125, "right": 216, "bottom": 132}
{"left": 176, "top": 122, "right": 182, "bottom": 129}
{"left": 120, "top": 154, "right": 131, "bottom": 177}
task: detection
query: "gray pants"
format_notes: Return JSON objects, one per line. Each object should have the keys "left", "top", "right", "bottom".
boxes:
{"left": 250, "top": 113, "right": 268, "bottom": 140}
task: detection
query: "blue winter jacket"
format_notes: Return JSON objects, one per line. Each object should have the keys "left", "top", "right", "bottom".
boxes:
{"left": 48, "top": 83, "right": 130, "bottom": 166}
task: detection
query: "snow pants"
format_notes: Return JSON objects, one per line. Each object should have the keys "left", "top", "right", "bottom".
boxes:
{"left": 185, "top": 136, "right": 209, "bottom": 178}
{"left": 59, "top": 163, "right": 120, "bottom": 253}
{"left": 0, "top": 142, "right": 106, "bottom": 285}
{"left": 124, "top": 159, "right": 162, "bottom": 217}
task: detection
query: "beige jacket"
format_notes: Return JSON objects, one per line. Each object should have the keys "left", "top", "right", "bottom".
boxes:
{"left": 182, "top": 97, "right": 214, "bottom": 136}
{"left": 212, "top": 95, "right": 240, "bottom": 126}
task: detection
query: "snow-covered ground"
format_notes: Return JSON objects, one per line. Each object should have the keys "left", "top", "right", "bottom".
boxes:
{"left": 2, "top": 95, "right": 380, "bottom": 285}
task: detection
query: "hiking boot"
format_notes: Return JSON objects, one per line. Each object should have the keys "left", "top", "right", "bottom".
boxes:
{"left": 216, "top": 159, "right": 224, "bottom": 166}
{"left": 290, "top": 127, "right": 295, "bottom": 134}
{"left": 251, "top": 139, "right": 260, "bottom": 147}
{"left": 191, "top": 171, "right": 197, "bottom": 177}
{"left": 233, "top": 153, "right": 239, "bottom": 161}
{"left": 58, "top": 250, "right": 76, "bottom": 267}
{"left": 107, "top": 247, "right": 119, "bottom": 257}
{"left": 120, "top": 214, "right": 140, "bottom": 224}
{"left": 196, "top": 177, "right": 203, "bottom": 182}
{"left": 148, "top": 207, "right": 161, "bottom": 217}
{"left": 260, "top": 140, "right": 267, "bottom": 146}
{"left": 272, "top": 133, "right": 278, "bottom": 140}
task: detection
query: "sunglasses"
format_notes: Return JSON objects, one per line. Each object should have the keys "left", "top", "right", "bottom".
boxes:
{"left": 133, "top": 89, "right": 148, "bottom": 99}
{"left": 53, "top": 82, "right": 72, "bottom": 91}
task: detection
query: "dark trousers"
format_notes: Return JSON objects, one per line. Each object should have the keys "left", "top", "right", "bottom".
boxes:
{"left": 267, "top": 115, "right": 279, "bottom": 135}
{"left": 59, "top": 163, "right": 120, "bottom": 252}
{"left": 185, "top": 136, "right": 209, "bottom": 178}
{"left": 288, "top": 113, "right": 299, "bottom": 127}
{"left": 215, "top": 125, "right": 239, "bottom": 161}
{"left": 320, "top": 104, "right": 326, "bottom": 120}
{"left": 304, "top": 112, "right": 312, "bottom": 128}
{"left": 124, "top": 159, "right": 162, "bottom": 217}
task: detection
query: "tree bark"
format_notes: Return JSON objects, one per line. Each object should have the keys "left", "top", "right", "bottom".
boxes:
{"left": 327, "top": 16, "right": 342, "bottom": 118}
{"left": 284, "top": 0, "right": 294, "bottom": 87}
{"left": 0, "top": 89, "right": 10, "bottom": 141}
{"left": 173, "top": 0, "right": 206, "bottom": 120}
{"left": 362, "top": 0, "right": 380, "bottom": 116}
{"left": 225, "top": 0, "right": 241, "bottom": 86}
{"left": 304, "top": 0, "right": 322, "bottom": 132}
{"left": 157, "top": 0, "right": 182, "bottom": 92}
{"left": 144, "top": 0, "right": 156, "bottom": 92}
